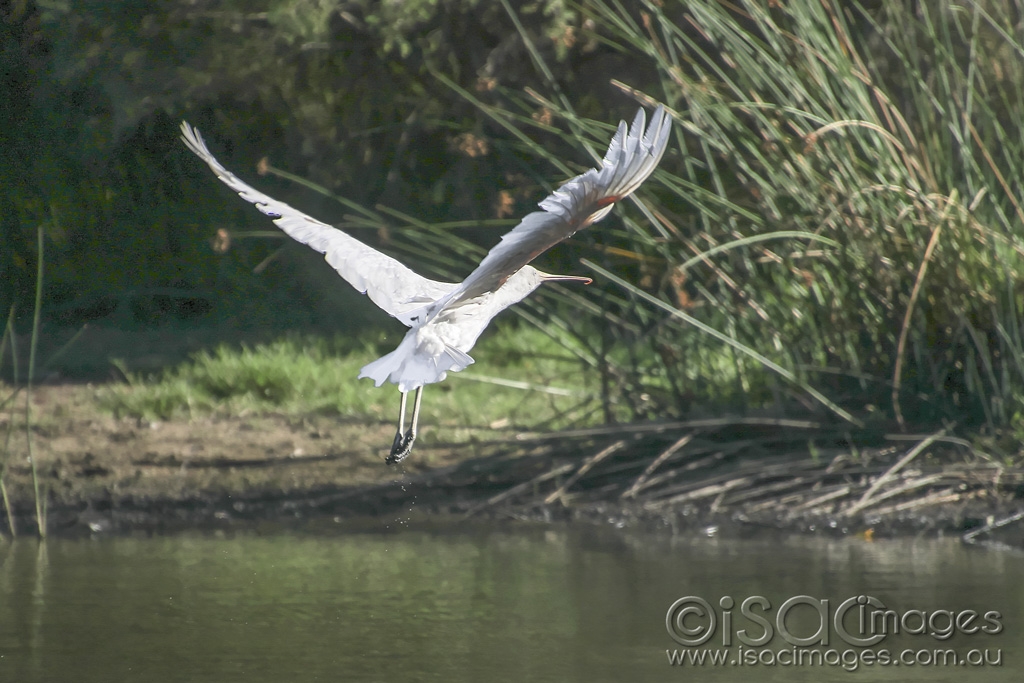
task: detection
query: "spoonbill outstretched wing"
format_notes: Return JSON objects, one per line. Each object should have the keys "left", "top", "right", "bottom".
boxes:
{"left": 181, "top": 104, "right": 670, "bottom": 463}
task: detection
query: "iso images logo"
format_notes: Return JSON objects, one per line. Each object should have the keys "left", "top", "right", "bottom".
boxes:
{"left": 665, "top": 595, "right": 1003, "bottom": 671}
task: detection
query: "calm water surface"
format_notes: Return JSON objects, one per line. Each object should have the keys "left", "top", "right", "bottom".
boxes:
{"left": 0, "top": 521, "right": 1021, "bottom": 682}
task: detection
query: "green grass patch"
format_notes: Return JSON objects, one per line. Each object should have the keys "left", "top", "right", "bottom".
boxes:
{"left": 100, "top": 324, "right": 600, "bottom": 438}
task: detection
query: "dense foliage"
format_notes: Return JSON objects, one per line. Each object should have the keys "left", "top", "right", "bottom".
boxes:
{"left": 2, "top": 0, "right": 593, "bottom": 332}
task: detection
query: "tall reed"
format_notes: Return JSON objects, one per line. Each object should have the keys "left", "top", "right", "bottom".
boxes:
{"left": 26, "top": 225, "right": 46, "bottom": 538}
{"left": 1, "top": 225, "right": 52, "bottom": 538}
{"left": 0, "top": 305, "right": 17, "bottom": 537}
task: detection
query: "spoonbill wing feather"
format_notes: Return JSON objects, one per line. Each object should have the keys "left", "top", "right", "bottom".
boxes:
{"left": 180, "top": 122, "right": 456, "bottom": 325}
{"left": 432, "top": 105, "right": 671, "bottom": 313}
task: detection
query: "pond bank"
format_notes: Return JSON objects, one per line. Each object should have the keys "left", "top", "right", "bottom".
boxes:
{"left": 2, "top": 384, "right": 1023, "bottom": 547}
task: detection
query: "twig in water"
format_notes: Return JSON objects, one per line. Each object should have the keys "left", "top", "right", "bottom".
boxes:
{"left": 628, "top": 450, "right": 732, "bottom": 499}
{"left": 844, "top": 428, "right": 948, "bottom": 517}
{"left": 792, "top": 485, "right": 853, "bottom": 512}
{"left": 870, "top": 490, "right": 964, "bottom": 517}
{"left": 464, "top": 463, "right": 575, "bottom": 516}
{"left": 621, "top": 432, "right": 696, "bottom": 499}
{"left": 718, "top": 476, "right": 814, "bottom": 508}
{"left": 963, "top": 509, "right": 1024, "bottom": 544}
{"left": 646, "top": 476, "right": 754, "bottom": 509}
{"left": 544, "top": 440, "right": 626, "bottom": 505}
{"left": 843, "top": 473, "right": 948, "bottom": 517}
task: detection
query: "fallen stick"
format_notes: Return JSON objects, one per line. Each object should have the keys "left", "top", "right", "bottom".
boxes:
{"left": 962, "top": 509, "right": 1024, "bottom": 543}
{"left": 464, "top": 463, "right": 575, "bottom": 516}
{"left": 719, "top": 476, "right": 813, "bottom": 507}
{"left": 843, "top": 473, "right": 949, "bottom": 517}
{"left": 792, "top": 485, "right": 853, "bottom": 512}
{"left": 545, "top": 440, "right": 627, "bottom": 505}
{"left": 621, "top": 432, "right": 696, "bottom": 499}
{"left": 628, "top": 451, "right": 731, "bottom": 498}
{"left": 516, "top": 417, "right": 823, "bottom": 441}
{"left": 645, "top": 476, "right": 754, "bottom": 508}
{"left": 845, "top": 428, "right": 948, "bottom": 516}
{"left": 870, "top": 490, "right": 963, "bottom": 516}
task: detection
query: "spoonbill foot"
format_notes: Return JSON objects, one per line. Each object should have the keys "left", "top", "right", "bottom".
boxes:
{"left": 385, "top": 386, "right": 423, "bottom": 465}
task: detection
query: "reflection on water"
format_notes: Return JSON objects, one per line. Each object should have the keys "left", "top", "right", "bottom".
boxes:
{"left": 0, "top": 523, "right": 1021, "bottom": 682}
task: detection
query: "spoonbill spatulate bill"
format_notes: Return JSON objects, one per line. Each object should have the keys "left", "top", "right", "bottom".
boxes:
{"left": 181, "top": 105, "right": 670, "bottom": 464}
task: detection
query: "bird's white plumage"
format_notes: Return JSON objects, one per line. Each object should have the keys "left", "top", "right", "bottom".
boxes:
{"left": 180, "top": 105, "right": 670, "bottom": 393}
{"left": 426, "top": 105, "right": 671, "bottom": 316}
{"left": 180, "top": 124, "right": 456, "bottom": 325}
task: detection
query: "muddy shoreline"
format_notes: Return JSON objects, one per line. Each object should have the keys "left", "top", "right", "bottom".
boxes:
{"left": 4, "top": 476, "right": 1023, "bottom": 550}
{"left": 2, "top": 385, "right": 1023, "bottom": 547}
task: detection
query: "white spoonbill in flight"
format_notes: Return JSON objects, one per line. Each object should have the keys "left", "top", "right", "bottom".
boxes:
{"left": 181, "top": 105, "right": 670, "bottom": 464}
